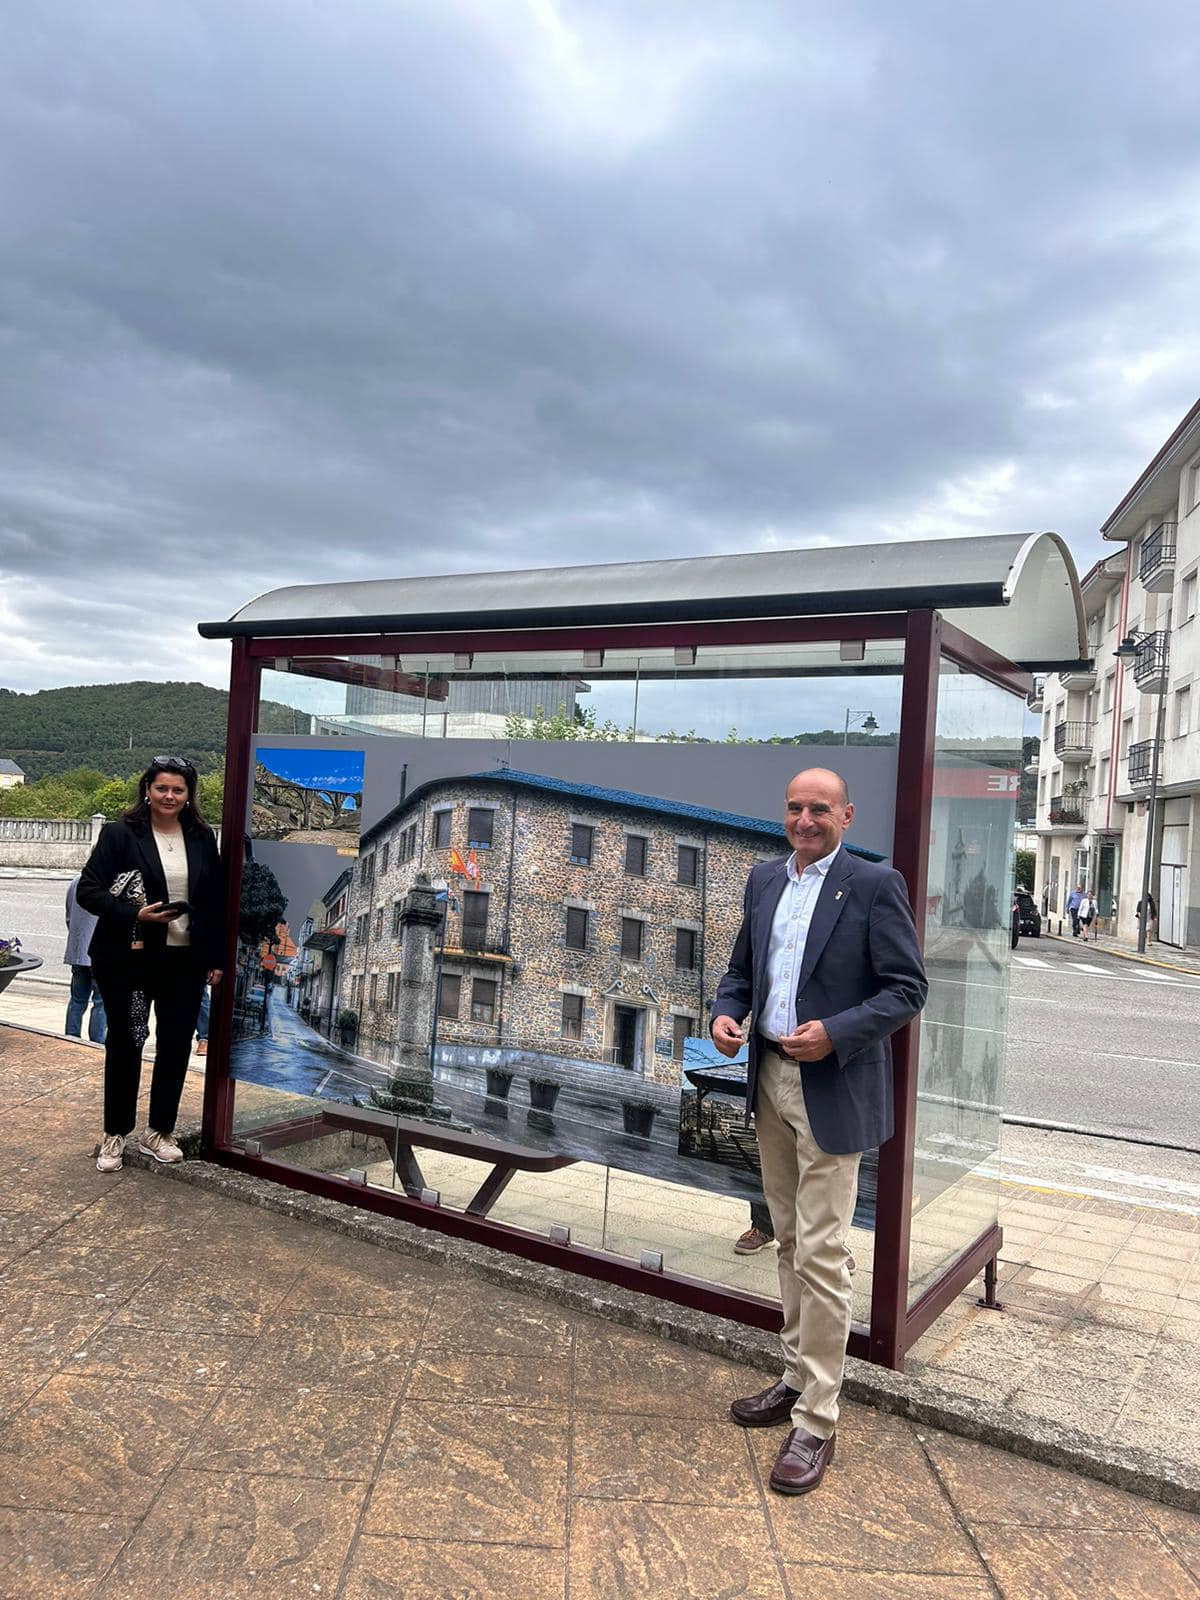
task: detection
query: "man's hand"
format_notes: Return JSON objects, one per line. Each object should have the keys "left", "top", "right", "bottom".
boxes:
{"left": 779, "top": 1020, "right": 832, "bottom": 1062}
{"left": 711, "top": 1016, "right": 746, "bottom": 1059}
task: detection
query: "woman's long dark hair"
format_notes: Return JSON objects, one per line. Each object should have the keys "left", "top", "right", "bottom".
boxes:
{"left": 122, "top": 761, "right": 213, "bottom": 837}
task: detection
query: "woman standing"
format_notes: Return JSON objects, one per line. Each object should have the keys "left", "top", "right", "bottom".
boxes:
{"left": 78, "top": 758, "right": 225, "bottom": 1172}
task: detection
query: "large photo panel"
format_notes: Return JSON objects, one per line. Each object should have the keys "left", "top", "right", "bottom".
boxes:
{"left": 229, "top": 733, "right": 898, "bottom": 1209}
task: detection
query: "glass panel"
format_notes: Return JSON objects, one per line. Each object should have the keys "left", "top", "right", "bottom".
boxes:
{"left": 229, "top": 647, "right": 905, "bottom": 1322}
{"left": 908, "top": 660, "right": 1022, "bottom": 1308}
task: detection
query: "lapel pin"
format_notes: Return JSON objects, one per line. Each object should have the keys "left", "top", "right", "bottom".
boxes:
{"left": 835, "top": 890, "right": 843, "bottom": 900}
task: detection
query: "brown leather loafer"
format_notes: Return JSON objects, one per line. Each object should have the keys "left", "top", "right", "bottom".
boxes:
{"left": 729, "top": 1378, "right": 799, "bottom": 1428}
{"left": 769, "top": 1427, "right": 835, "bottom": 1494}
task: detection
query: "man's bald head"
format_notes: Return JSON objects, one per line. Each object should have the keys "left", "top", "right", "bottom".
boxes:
{"left": 788, "top": 767, "right": 849, "bottom": 805}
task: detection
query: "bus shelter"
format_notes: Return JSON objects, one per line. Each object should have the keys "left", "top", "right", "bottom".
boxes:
{"left": 198, "top": 532, "right": 1085, "bottom": 1369}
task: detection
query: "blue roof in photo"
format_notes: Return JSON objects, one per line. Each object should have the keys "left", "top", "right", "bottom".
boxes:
{"left": 466, "top": 769, "right": 886, "bottom": 860}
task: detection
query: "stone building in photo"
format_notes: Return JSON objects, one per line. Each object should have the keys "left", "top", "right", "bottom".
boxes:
{"left": 333, "top": 768, "right": 795, "bottom": 1086}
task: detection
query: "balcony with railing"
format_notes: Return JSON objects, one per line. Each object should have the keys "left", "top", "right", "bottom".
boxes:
{"left": 1132, "top": 630, "right": 1170, "bottom": 695}
{"left": 1138, "top": 522, "right": 1177, "bottom": 594}
{"left": 1026, "top": 675, "right": 1046, "bottom": 712}
{"left": 1061, "top": 644, "right": 1098, "bottom": 690}
{"left": 1053, "top": 720, "right": 1095, "bottom": 761}
{"left": 1127, "top": 739, "right": 1160, "bottom": 789}
{"left": 1047, "top": 792, "right": 1089, "bottom": 829}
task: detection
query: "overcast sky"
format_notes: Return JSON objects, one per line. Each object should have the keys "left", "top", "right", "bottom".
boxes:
{"left": 3, "top": 0, "right": 1199, "bottom": 698}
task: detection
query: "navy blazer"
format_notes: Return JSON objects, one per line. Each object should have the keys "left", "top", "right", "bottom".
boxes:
{"left": 77, "top": 818, "right": 226, "bottom": 972}
{"left": 711, "top": 848, "right": 927, "bottom": 1155}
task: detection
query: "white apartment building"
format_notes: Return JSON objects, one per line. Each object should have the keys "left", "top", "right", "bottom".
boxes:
{"left": 1035, "top": 398, "right": 1200, "bottom": 948}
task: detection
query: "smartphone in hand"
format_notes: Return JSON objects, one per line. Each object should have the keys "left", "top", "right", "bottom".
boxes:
{"left": 162, "top": 901, "right": 191, "bottom": 917}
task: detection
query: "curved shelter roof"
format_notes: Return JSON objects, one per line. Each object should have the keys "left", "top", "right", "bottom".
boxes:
{"left": 200, "top": 531, "right": 1086, "bottom": 671}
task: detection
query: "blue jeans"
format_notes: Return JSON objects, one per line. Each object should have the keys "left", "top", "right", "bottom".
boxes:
{"left": 196, "top": 986, "right": 210, "bottom": 1042}
{"left": 66, "top": 966, "right": 107, "bottom": 1043}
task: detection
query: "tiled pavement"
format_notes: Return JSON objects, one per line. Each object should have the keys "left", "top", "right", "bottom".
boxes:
{"left": 6, "top": 980, "right": 1200, "bottom": 1485}
{"left": 3, "top": 1025, "right": 1200, "bottom": 1597}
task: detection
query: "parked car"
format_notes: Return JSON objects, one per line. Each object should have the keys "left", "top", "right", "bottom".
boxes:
{"left": 1013, "top": 888, "right": 1041, "bottom": 938}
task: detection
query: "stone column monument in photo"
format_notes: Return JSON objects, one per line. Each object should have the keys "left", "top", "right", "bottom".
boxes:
{"left": 369, "top": 871, "right": 450, "bottom": 1119}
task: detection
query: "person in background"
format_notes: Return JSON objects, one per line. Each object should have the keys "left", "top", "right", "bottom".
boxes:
{"left": 78, "top": 757, "right": 225, "bottom": 1174}
{"left": 64, "top": 874, "right": 106, "bottom": 1043}
{"left": 735, "top": 1193, "right": 776, "bottom": 1255}
{"left": 1136, "top": 893, "right": 1158, "bottom": 942}
{"left": 194, "top": 984, "right": 210, "bottom": 1056}
{"left": 1066, "top": 882, "right": 1084, "bottom": 938}
{"left": 1077, "top": 888, "right": 1097, "bottom": 943}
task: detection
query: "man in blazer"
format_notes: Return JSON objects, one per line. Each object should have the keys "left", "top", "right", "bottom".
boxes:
{"left": 711, "top": 767, "right": 926, "bottom": 1495}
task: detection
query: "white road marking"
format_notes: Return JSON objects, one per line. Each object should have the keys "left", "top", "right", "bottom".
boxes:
{"left": 1069, "top": 961, "right": 1115, "bottom": 974}
{"left": 1013, "top": 956, "right": 1051, "bottom": 968}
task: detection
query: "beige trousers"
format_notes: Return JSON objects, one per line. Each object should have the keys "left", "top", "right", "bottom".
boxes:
{"left": 755, "top": 1044, "right": 861, "bottom": 1439}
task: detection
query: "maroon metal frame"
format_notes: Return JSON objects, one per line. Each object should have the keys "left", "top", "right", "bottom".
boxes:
{"left": 202, "top": 607, "right": 1021, "bottom": 1369}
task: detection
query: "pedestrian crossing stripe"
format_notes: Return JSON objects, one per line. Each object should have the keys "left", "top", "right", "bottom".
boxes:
{"left": 1013, "top": 954, "right": 1182, "bottom": 982}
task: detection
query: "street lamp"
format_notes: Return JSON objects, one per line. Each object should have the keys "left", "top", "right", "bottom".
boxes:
{"left": 1114, "top": 629, "right": 1168, "bottom": 954}
{"left": 843, "top": 708, "right": 879, "bottom": 745}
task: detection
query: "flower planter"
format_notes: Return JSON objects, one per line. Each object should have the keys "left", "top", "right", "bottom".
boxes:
{"left": 0, "top": 953, "right": 44, "bottom": 997}
{"left": 485, "top": 1068, "right": 514, "bottom": 1100}
{"left": 621, "top": 1100, "right": 657, "bottom": 1137}
{"left": 528, "top": 1079, "right": 562, "bottom": 1112}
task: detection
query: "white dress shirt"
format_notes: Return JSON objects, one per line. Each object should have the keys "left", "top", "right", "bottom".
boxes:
{"left": 759, "top": 844, "right": 841, "bottom": 1042}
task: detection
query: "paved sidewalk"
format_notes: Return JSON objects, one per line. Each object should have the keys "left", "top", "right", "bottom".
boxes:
{"left": 3, "top": 1024, "right": 1200, "bottom": 1598}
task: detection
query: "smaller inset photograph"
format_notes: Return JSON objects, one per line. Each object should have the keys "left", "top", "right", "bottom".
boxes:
{"left": 677, "top": 1033, "right": 757, "bottom": 1180}
{"left": 252, "top": 746, "right": 365, "bottom": 853}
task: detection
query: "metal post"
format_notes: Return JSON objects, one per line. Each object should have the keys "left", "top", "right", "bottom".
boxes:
{"left": 843, "top": 707, "right": 851, "bottom": 745}
{"left": 1137, "top": 685, "right": 1167, "bottom": 954}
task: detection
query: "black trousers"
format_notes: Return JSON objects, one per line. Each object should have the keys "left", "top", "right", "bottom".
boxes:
{"left": 93, "top": 950, "right": 207, "bottom": 1137}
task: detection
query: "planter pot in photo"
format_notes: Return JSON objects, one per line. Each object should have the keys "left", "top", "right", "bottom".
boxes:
{"left": 621, "top": 1101, "right": 657, "bottom": 1137}
{"left": 529, "top": 1080, "right": 562, "bottom": 1112}
{"left": 485, "top": 1068, "right": 514, "bottom": 1100}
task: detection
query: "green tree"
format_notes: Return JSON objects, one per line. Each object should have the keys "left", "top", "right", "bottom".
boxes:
{"left": 239, "top": 861, "right": 288, "bottom": 947}
{"left": 197, "top": 763, "right": 225, "bottom": 826}
{"left": 92, "top": 777, "right": 139, "bottom": 818}
{"left": 1014, "top": 848, "right": 1036, "bottom": 891}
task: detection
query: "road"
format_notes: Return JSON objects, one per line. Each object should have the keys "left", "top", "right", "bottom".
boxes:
{"left": 1005, "top": 935, "right": 1200, "bottom": 1151}
{"left": 0, "top": 871, "right": 73, "bottom": 978}
{"left": 5, "top": 869, "right": 1200, "bottom": 1158}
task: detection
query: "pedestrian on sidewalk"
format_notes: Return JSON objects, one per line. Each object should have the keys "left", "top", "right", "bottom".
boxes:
{"left": 194, "top": 984, "right": 210, "bottom": 1056}
{"left": 1078, "top": 889, "right": 1097, "bottom": 942}
{"left": 63, "top": 875, "right": 106, "bottom": 1043}
{"left": 711, "top": 767, "right": 927, "bottom": 1497}
{"left": 78, "top": 758, "right": 226, "bottom": 1174}
{"left": 1066, "top": 882, "right": 1084, "bottom": 937}
{"left": 1136, "top": 892, "right": 1158, "bottom": 942}
{"left": 734, "top": 1189, "right": 776, "bottom": 1255}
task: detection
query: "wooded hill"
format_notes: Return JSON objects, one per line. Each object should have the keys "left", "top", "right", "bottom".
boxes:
{"left": 0, "top": 681, "right": 304, "bottom": 781}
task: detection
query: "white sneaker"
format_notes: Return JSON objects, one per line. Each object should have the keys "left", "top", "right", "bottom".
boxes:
{"left": 97, "top": 1134, "right": 125, "bottom": 1172}
{"left": 139, "top": 1128, "right": 184, "bottom": 1164}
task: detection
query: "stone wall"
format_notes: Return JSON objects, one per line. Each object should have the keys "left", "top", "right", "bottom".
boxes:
{"left": 339, "top": 776, "right": 781, "bottom": 1088}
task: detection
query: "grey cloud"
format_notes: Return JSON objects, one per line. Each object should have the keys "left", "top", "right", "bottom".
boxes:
{"left": 2, "top": 0, "right": 1199, "bottom": 691}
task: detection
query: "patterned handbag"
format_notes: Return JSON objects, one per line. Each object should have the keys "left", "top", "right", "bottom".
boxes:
{"left": 109, "top": 870, "right": 150, "bottom": 1045}
{"left": 109, "top": 870, "right": 147, "bottom": 948}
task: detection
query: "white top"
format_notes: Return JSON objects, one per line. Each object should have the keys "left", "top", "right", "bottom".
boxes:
{"left": 760, "top": 845, "right": 841, "bottom": 1042}
{"left": 152, "top": 829, "right": 191, "bottom": 947}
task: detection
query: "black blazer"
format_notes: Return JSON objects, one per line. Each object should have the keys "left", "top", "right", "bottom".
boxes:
{"left": 77, "top": 818, "right": 226, "bottom": 971}
{"left": 711, "top": 848, "right": 927, "bottom": 1155}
